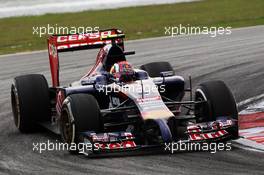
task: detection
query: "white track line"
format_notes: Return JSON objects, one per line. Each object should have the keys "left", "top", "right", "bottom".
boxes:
{"left": 233, "top": 139, "right": 264, "bottom": 152}
{"left": 238, "top": 94, "right": 264, "bottom": 107}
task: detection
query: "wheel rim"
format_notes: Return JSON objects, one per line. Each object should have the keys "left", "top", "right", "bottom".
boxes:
{"left": 11, "top": 85, "right": 20, "bottom": 128}
{"left": 61, "top": 110, "right": 75, "bottom": 144}
{"left": 195, "top": 89, "right": 209, "bottom": 122}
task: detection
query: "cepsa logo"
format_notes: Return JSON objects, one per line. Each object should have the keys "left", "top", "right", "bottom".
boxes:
{"left": 56, "top": 31, "right": 112, "bottom": 43}
{"left": 56, "top": 31, "right": 114, "bottom": 50}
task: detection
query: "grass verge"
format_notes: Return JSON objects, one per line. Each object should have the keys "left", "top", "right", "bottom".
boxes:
{"left": 0, "top": 0, "right": 264, "bottom": 55}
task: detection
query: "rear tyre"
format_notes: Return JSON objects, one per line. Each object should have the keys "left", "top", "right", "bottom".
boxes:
{"left": 140, "top": 61, "right": 174, "bottom": 77}
{"left": 140, "top": 61, "right": 184, "bottom": 102}
{"left": 11, "top": 74, "right": 50, "bottom": 133}
{"left": 60, "top": 94, "right": 102, "bottom": 153}
{"left": 194, "top": 80, "right": 238, "bottom": 138}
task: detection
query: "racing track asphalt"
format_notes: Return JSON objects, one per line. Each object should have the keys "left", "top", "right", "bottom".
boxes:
{"left": 0, "top": 26, "right": 264, "bottom": 175}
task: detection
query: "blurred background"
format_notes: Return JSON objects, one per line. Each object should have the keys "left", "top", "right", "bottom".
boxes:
{"left": 0, "top": 0, "right": 196, "bottom": 18}
{"left": 0, "top": 0, "right": 263, "bottom": 55}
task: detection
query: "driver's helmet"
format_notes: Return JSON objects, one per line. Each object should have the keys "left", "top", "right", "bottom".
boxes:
{"left": 110, "top": 61, "right": 135, "bottom": 82}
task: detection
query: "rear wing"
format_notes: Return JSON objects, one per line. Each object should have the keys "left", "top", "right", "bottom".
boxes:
{"left": 47, "top": 29, "right": 125, "bottom": 87}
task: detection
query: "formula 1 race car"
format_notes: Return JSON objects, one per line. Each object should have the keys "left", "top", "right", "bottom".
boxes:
{"left": 11, "top": 29, "right": 239, "bottom": 155}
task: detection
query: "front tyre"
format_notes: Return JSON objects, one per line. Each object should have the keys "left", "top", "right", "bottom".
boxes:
{"left": 60, "top": 94, "right": 102, "bottom": 153}
{"left": 194, "top": 80, "right": 238, "bottom": 138}
{"left": 11, "top": 74, "right": 50, "bottom": 133}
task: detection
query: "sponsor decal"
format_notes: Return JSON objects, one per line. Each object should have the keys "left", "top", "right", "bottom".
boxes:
{"left": 189, "top": 130, "right": 228, "bottom": 141}
{"left": 94, "top": 141, "right": 136, "bottom": 150}
{"left": 54, "top": 31, "right": 123, "bottom": 50}
{"left": 56, "top": 31, "right": 111, "bottom": 43}
{"left": 48, "top": 43, "right": 57, "bottom": 58}
{"left": 56, "top": 91, "right": 64, "bottom": 115}
{"left": 90, "top": 132, "right": 137, "bottom": 150}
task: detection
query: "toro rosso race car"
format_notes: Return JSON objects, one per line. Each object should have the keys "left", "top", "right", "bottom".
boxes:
{"left": 11, "top": 29, "right": 239, "bottom": 155}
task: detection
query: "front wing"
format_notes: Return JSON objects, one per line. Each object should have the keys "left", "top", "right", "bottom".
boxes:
{"left": 78, "top": 118, "right": 237, "bottom": 156}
